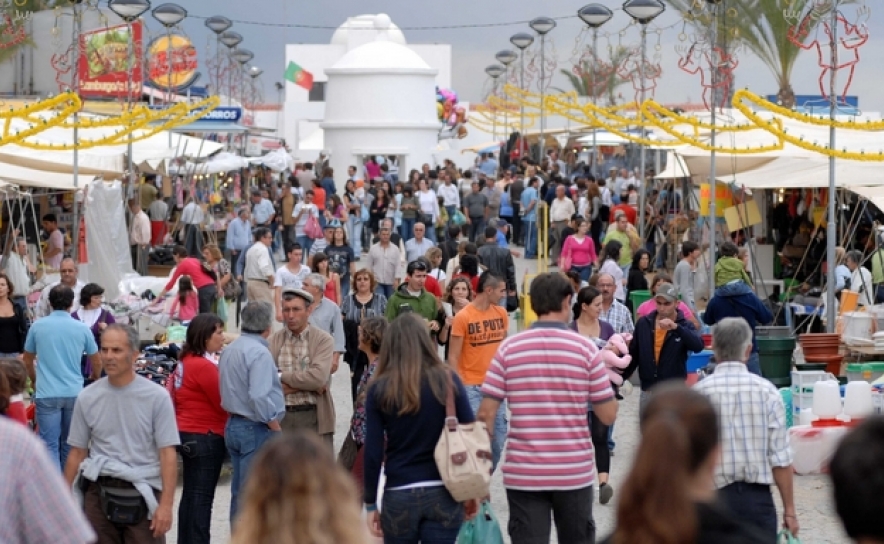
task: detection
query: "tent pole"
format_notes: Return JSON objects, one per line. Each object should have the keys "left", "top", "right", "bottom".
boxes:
{"left": 71, "top": 4, "right": 82, "bottom": 263}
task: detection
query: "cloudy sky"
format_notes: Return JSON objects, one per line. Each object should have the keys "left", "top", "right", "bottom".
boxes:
{"left": 172, "top": 0, "right": 884, "bottom": 112}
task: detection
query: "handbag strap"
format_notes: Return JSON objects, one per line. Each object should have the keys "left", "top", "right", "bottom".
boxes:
{"left": 445, "top": 370, "right": 458, "bottom": 431}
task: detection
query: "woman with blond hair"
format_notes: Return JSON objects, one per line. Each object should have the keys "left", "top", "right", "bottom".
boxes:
{"left": 202, "top": 243, "right": 232, "bottom": 321}
{"left": 364, "top": 314, "right": 478, "bottom": 543}
{"left": 231, "top": 430, "right": 367, "bottom": 544}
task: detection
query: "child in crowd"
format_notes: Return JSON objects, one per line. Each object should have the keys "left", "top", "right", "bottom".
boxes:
{"left": 0, "top": 357, "right": 28, "bottom": 425}
{"left": 170, "top": 275, "right": 199, "bottom": 323}
{"left": 715, "top": 241, "right": 753, "bottom": 287}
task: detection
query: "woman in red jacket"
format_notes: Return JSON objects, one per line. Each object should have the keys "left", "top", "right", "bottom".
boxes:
{"left": 167, "top": 313, "right": 228, "bottom": 544}
{"left": 158, "top": 245, "right": 218, "bottom": 314}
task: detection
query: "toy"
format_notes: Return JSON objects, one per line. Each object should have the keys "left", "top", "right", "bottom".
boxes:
{"left": 598, "top": 333, "right": 633, "bottom": 386}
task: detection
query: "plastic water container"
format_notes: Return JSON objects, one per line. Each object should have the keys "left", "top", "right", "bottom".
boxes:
{"left": 789, "top": 425, "right": 849, "bottom": 475}
{"left": 687, "top": 350, "right": 714, "bottom": 373}
{"left": 847, "top": 364, "right": 869, "bottom": 382}
{"left": 813, "top": 380, "right": 842, "bottom": 419}
{"left": 844, "top": 381, "right": 874, "bottom": 418}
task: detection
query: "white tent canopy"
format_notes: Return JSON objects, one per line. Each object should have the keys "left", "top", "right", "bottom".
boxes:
{"left": 0, "top": 162, "right": 97, "bottom": 190}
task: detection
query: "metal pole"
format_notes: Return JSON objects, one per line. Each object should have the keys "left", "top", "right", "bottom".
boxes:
{"left": 826, "top": 3, "right": 839, "bottom": 332}
{"left": 492, "top": 76, "right": 497, "bottom": 143}
{"left": 519, "top": 51, "right": 525, "bottom": 159}
{"left": 216, "top": 35, "right": 221, "bottom": 98}
{"left": 638, "top": 26, "right": 647, "bottom": 243}
{"left": 71, "top": 4, "right": 81, "bottom": 263}
{"left": 126, "top": 21, "right": 135, "bottom": 203}
{"left": 539, "top": 34, "right": 546, "bottom": 164}
{"left": 503, "top": 67, "right": 509, "bottom": 144}
{"left": 592, "top": 28, "right": 599, "bottom": 177}
{"left": 708, "top": 5, "right": 719, "bottom": 300}
{"left": 167, "top": 27, "right": 173, "bottom": 149}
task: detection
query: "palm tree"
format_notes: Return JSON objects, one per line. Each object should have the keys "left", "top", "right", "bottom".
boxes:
{"left": 0, "top": 0, "right": 46, "bottom": 69}
{"left": 555, "top": 45, "right": 631, "bottom": 106}
{"left": 664, "top": 0, "right": 853, "bottom": 108}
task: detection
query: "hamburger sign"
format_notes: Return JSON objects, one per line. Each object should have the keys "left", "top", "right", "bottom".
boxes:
{"left": 78, "top": 21, "right": 144, "bottom": 98}
{"left": 146, "top": 33, "right": 199, "bottom": 92}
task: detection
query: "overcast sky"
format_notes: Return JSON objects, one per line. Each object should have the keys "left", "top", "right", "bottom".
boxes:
{"left": 172, "top": 0, "right": 884, "bottom": 113}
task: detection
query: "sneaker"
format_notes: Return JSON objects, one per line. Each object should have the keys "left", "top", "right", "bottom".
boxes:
{"left": 599, "top": 483, "right": 614, "bottom": 505}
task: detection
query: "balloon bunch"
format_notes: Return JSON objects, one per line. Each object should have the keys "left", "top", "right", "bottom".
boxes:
{"left": 436, "top": 86, "right": 468, "bottom": 140}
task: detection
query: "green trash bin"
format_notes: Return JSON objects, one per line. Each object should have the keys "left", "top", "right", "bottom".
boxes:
{"left": 757, "top": 335, "right": 795, "bottom": 388}
{"left": 629, "top": 290, "right": 652, "bottom": 322}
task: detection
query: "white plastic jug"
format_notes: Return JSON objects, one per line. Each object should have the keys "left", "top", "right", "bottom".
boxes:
{"left": 844, "top": 381, "right": 874, "bottom": 418}
{"left": 812, "top": 380, "right": 841, "bottom": 419}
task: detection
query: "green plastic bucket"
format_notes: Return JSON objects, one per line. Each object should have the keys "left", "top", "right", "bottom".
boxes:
{"left": 758, "top": 336, "right": 795, "bottom": 388}
{"left": 629, "top": 290, "right": 652, "bottom": 322}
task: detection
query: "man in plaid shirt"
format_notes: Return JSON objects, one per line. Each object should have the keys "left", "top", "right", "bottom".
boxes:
{"left": 694, "top": 317, "right": 798, "bottom": 540}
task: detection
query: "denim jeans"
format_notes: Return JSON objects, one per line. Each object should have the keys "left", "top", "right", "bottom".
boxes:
{"left": 718, "top": 482, "right": 777, "bottom": 540}
{"left": 380, "top": 486, "right": 463, "bottom": 544}
{"left": 424, "top": 220, "right": 438, "bottom": 244}
{"left": 178, "top": 431, "right": 227, "bottom": 544}
{"left": 506, "top": 486, "right": 595, "bottom": 544}
{"left": 523, "top": 220, "right": 537, "bottom": 258}
{"left": 296, "top": 235, "right": 313, "bottom": 263}
{"left": 445, "top": 205, "right": 456, "bottom": 226}
{"left": 341, "top": 276, "right": 351, "bottom": 299}
{"left": 747, "top": 351, "right": 762, "bottom": 376}
{"left": 466, "top": 385, "right": 506, "bottom": 471}
{"left": 36, "top": 396, "right": 77, "bottom": 471}
{"left": 468, "top": 217, "right": 486, "bottom": 243}
{"left": 400, "top": 218, "right": 416, "bottom": 242}
{"left": 571, "top": 264, "right": 592, "bottom": 283}
{"left": 225, "top": 417, "right": 275, "bottom": 522}
{"left": 376, "top": 284, "right": 394, "bottom": 300}
{"left": 348, "top": 216, "right": 363, "bottom": 256}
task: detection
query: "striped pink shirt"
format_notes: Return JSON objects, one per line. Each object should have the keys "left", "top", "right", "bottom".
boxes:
{"left": 481, "top": 322, "right": 615, "bottom": 491}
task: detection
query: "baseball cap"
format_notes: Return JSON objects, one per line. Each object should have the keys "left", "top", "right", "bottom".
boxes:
{"left": 655, "top": 283, "right": 678, "bottom": 302}
{"left": 327, "top": 219, "right": 342, "bottom": 229}
{"left": 281, "top": 287, "right": 314, "bottom": 304}
{"left": 489, "top": 217, "right": 510, "bottom": 230}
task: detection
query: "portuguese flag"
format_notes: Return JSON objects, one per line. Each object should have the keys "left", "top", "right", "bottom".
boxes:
{"left": 285, "top": 61, "right": 314, "bottom": 90}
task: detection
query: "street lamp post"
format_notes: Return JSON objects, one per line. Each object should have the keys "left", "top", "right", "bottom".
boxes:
{"left": 705, "top": 0, "right": 724, "bottom": 301}
{"left": 70, "top": 1, "right": 84, "bottom": 262}
{"left": 578, "top": 4, "right": 613, "bottom": 178}
{"left": 529, "top": 17, "right": 556, "bottom": 164}
{"left": 247, "top": 65, "right": 263, "bottom": 107}
{"left": 485, "top": 64, "right": 506, "bottom": 143}
{"left": 204, "top": 16, "right": 232, "bottom": 97}
{"left": 495, "top": 50, "right": 517, "bottom": 148}
{"left": 623, "top": 0, "right": 665, "bottom": 243}
{"left": 510, "top": 32, "right": 534, "bottom": 161}
{"left": 108, "top": 0, "right": 151, "bottom": 202}
{"left": 231, "top": 48, "right": 255, "bottom": 105}
{"left": 152, "top": 3, "right": 187, "bottom": 148}
{"left": 219, "top": 30, "right": 243, "bottom": 106}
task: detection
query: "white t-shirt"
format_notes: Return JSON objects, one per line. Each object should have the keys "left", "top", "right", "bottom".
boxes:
{"left": 274, "top": 264, "right": 310, "bottom": 290}
{"left": 292, "top": 202, "right": 319, "bottom": 236}
{"left": 430, "top": 268, "right": 447, "bottom": 283}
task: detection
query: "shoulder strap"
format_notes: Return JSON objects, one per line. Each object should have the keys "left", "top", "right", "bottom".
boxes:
{"left": 445, "top": 370, "right": 457, "bottom": 428}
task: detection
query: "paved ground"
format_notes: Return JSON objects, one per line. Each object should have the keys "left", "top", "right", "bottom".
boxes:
{"left": 167, "top": 255, "right": 849, "bottom": 543}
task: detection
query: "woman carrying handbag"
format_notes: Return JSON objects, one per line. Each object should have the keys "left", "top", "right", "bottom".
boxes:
{"left": 363, "top": 314, "right": 479, "bottom": 544}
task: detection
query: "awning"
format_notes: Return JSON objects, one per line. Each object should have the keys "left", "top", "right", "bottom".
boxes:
{"left": 154, "top": 121, "right": 249, "bottom": 133}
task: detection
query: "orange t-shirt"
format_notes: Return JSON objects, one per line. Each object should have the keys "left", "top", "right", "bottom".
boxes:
{"left": 654, "top": 328, "right": 667, "bottom": 364}
{"left": 451, "top": 303, "right": 509, "bottom": 386}
{"left": 313, "top": 186, "right": 327, "bottom": 211}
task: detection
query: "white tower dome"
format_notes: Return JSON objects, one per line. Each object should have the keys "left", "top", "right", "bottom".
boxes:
{"left": 330, "top": 13, "right": 406, "bottom": 49}
{"left": 322, "top": 15, "right": 439, "bottom": 189}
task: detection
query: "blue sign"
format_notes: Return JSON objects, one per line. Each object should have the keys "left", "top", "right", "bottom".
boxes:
{"left": 765, "top": 95, "right": 859, "bottom": 115}
{"left": 150, "top": 105, "right": 242, "bottom": 122}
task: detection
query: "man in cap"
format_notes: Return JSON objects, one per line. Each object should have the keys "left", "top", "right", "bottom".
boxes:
{"left": 624, "top": 282, "right": 704, "bottom": 415}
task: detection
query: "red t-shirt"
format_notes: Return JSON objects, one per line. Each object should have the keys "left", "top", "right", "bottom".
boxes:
{"left": 168, "top": 354, "right": 228, "bottom": 435}
{"left": 610, "top": 203, "right": 636, "bottom": 225}
{"left": 313, "top": 186, "right": 327, "bottom": 211}
{"left": 165, "top": 257, "right": 216, "bottom": 290}
{"left": 4, "top": 399, "right": 27, "bottom": 426}
{"left": 424, "top": 275, "right": 442, "bottom": 297}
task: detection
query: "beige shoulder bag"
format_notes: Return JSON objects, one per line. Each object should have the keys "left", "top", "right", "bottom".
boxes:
{"left": 434, "top": 371, "right": 493, "bottom": 502}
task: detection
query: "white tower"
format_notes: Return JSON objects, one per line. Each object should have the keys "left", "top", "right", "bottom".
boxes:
{"left": 322, "top": 14, "right": 440, "bottom": 190}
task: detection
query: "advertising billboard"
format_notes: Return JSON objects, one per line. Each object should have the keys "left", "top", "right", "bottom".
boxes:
{"left": 146, "top": 33, "right": 199, "bottom": 92}
{"left": 78, "top": 21, "right": 143, "bottom": 98}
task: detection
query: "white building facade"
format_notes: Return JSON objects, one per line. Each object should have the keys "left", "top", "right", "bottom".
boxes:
{"left": 283, "top": 14, "right": 451, "bottom": 168}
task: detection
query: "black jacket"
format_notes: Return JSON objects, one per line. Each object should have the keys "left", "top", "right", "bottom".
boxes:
{"left": 625, "top": 309, "right": 704, "bottom": 391}
{"left": 600, "top": 501, "right": 770, "bottom": 544}
{"left": 477, "top": 244, "right": 517, "bottom": 294}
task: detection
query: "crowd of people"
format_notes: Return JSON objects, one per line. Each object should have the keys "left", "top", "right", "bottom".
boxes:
{"left": 1, "top": 152, "right": 882, "bottom": 544}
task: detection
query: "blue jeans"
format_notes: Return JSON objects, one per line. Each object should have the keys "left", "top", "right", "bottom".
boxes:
{"left": 466, "top": 385, "right": 506, "bottom": 471}
{"left": 225, "top": 417, "right": 274, "bottom": 522}
{"left": 718, "top": 482, "right": 777, "bottom": 540}
{"left": 400, "top": 218, "right": 416, "bottom": 242}
{"left": 36, "top": 396, "right": 77, "bottom": 471}
{"left": 468, "top": 217, "right": 486, "bottom": 243}
{"left": 341, "top": 276, "right": 351, "bottom": 299}
{"left": 523, "top": 220, "right": 537, "bottom": 258}
{"left": 178, "top": 431, "right": 227, "bottom": 544}
{"left": 381, "top": 486, "right": 463, "bottom": 544}
{"left": 424, "top": 220, "right": 438, "bottom": 244}
{"left": 571, "top": 264, "right": 592, "bottom": 282}
{"left": 747, "top": 351, "right": 762, "bottom": 376}
{"left": 376, "top": 284, "right": 394, "bottom": 300}
{"left": 445, "top": 205, "right": 456, "bottom": 226}
{"left": 348, "top": 216, "right": 363, "bottom": 256}
{"left": 296, "top": 235, "right": 313, "bottom": 263}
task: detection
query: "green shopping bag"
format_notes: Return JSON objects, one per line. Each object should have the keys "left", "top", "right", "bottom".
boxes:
{"left": 457, "top": 501, "right": 503, "bottom": 544}
{"left": 778, "top": 529, "right": 800, "bottom": 543}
